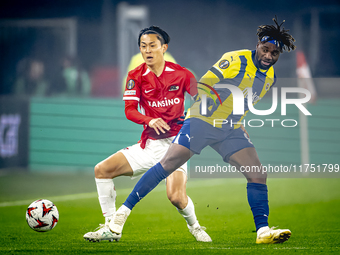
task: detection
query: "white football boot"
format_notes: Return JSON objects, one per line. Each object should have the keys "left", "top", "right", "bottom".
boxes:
{"left": 188, "top": 222, "right": 212, "bottom": 242}
{"left": 256, "top": 226, "right": 291, "bottom": 244}
{"left": 84, "top": 222, "right": 121, "bottom": 242}
{"left": 109, "top": 205, "right": 131, "bottom": 234}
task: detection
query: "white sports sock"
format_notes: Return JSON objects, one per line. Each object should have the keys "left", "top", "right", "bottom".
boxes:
{"left": 177, "top": 196, "right": 198, "bottom": 226}
{"left": 257, "top": 226, "right": 270, "bottom": 237}
{"left": 95, "top": 178, "right": 116, "bottom": 222}
{"left": 117, "top": 204, "right": 131, "bottom": 214}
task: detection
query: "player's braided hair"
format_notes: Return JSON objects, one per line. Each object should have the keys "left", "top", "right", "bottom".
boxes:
{"left": 138, "top": 25, "right": 170, "bottom": 46}
{"left": 257, "top": 16, "right": 296, "bottom": 52}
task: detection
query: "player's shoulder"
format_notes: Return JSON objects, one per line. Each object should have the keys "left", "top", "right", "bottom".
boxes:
{"left": 128, "top": 62, "right": 148, "bottom": 78}
{"left": 165, "top": 61, "right": 184, "bottom": 70}
{"left": 221, "top": 49, "right": 251, "bottom": 60}
{"left": 215, "top": 49, "right": 251, "bottom": 70}
{"left": 165, "top": 61, "right": 194, "bottom": 76}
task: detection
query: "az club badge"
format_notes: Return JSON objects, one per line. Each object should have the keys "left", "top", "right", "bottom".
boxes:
{"left": 169, "top": 85, "right": 179, "bottom": 91}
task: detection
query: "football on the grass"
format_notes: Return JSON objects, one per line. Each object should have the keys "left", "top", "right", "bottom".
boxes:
{"left": 26, "top": 199, "right": 59, "bottom": 232}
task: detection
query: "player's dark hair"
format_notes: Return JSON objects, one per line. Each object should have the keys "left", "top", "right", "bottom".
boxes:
{"left": 138, "top": 25, "right": 170, "bottom": 46}
{"left": 257, "top": 16, "right": 296, "bottom": 52}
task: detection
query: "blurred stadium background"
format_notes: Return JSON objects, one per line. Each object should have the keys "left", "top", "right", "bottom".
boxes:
{"left": 0, "top": 1, "right": 340, "bottom": 253}
{"left": 0, "top": 0, "right": 339, "bottom": 173}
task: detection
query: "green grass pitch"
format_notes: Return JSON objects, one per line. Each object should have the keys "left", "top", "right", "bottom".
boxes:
{"left": 1, "top": 171, "right": 340, "bottom": 254}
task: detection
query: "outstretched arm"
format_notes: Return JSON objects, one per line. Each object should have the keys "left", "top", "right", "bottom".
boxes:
{"left": 125, "top": 100, "right": 170, "bottom": 135}
{"left": 125, "top": 100, "right": 152, "bottom": 125}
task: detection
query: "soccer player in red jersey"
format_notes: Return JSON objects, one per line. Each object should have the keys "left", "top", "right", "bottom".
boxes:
{"left": 83, "top": 26, "right": 211, "bottom": 242}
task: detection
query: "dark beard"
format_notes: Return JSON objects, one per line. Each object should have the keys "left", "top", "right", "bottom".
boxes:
{"left": 252, "top": 50, "right": 271, "bottom": 70}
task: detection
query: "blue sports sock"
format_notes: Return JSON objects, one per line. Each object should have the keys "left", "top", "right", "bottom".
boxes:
{"left": 124, "top": 162, "right": 170, "bottom": 210}
{"left": 247, "top": 183, "right": 269, "bottom": 231}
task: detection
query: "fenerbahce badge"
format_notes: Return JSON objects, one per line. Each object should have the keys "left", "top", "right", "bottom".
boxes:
{"left": 218, "top": 59, "right": 229, "bottom": 69}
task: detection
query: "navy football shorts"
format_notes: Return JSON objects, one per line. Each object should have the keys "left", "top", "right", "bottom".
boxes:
{"left": 172, "top": 118, "right": 254, "bottom": 163}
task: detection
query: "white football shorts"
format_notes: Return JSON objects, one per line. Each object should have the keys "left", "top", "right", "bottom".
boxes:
{"left": 119, "top": 136, "right": 187, "bottom": 179}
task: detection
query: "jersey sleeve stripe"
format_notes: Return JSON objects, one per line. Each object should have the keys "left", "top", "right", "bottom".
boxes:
{"left": 123, "top": 96, "right": 140, "bottom": 101}
{"left": 209, "top": 66, "right": 224, "bottom": 81}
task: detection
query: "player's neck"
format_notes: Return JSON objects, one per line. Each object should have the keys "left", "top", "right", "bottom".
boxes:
{"left": 148, "top": 60, "right": 165, "bottom": 77}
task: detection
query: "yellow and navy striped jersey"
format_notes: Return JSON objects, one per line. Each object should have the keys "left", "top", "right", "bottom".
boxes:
{"left": 187, "top": 49, "right": 276, "bottom": 128}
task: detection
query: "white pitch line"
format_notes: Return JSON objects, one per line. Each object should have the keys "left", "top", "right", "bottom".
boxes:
{"left": 0, "top": 179, "right": 237, "bottom": 208}
{"left": 0, "top": 192, "right": 97, "bottom": 207}
{"left": 0, "top": 187, "right": 135, "bottom": 208}
{"left": 207, "top": 247, "right": 312, "bottom": 250}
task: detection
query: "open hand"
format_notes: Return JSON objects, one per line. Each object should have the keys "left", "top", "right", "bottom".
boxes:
{"left": 148, "top": 118, "right": 170, "bottom": 135}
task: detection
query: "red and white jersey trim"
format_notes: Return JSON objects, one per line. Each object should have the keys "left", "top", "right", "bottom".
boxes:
{"left": 123, "top": 96, "right": 140, "bottom": 101}
{"left": 143, "top": 69, "right": 151, "bottom": 76}
{"left": 165, "top": 66, "right": 175, "bottom": 72}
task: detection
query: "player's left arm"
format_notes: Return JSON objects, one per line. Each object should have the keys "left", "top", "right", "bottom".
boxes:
{"left": 198, "top": 51, "right": 239, "bottom": 87}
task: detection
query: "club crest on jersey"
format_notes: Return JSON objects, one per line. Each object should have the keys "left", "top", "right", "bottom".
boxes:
{"left": 265, "top": 83, "right": 271, "bottom": 91}
{"left": 126, "top": 79, "right": 135, "bottom": 90}
{"left": 218, "top": 60, "right": 229, "bottom": 69}
{"left": 169, "top": 85, "right": 179, "bottom": 91}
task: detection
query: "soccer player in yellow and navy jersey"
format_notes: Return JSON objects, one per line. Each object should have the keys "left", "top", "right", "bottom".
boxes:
{"left": 188, "top": 48, "right": 276, "bottom": 128}
{"left": 111, "top": 17, "right": 297, "bottom": 244}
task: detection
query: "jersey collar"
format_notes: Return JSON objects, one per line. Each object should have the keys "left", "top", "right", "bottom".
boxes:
{"left": 142, "top": 62, "right": 175, "bottom": 76}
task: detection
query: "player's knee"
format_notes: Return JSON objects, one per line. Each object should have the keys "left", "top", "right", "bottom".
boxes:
{"left": 161, "top": 160, "right": 179, "bottom": 173}
{"left": 94, "top": 163, "right": 103, "bottom": 178}
{"left": 160, "top": 160, "right": 172, "bottom": 172}
{"left": 247, "top": 172, "right": 267, "bottom": 184}
{"left": 167, "top": 192, "right": 186, "bottom": 209}
{"left": 94, "top": 163, "right": 111, "bottom": 178}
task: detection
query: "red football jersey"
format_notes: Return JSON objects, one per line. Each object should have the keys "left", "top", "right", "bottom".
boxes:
{"left": 123, "top": 61, "right": 197, "bottom": 148}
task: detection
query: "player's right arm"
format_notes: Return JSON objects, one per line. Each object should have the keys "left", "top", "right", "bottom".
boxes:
{"left": 123, "top": 74, "right": 170, "bottom": 135}
{"left": 125, "top": 101, "right": 169, "bottom": 135}
{"left": 148, "top": 118, "right": 170, "bottom": 135}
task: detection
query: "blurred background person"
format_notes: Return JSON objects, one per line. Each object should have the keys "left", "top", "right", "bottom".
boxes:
{"left": 13, "top": 58, "right": 49, "bottom": 97}
{"left": 52, "top": 56, "right": 91, "bottom": 97}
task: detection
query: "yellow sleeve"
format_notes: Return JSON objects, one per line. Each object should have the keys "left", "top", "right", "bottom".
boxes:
{"left": 199, "top": 51, "right": 242, "bottom": 87}
{"left": 127, "top": 54, "right": 145, "bottom": 72}
{"left": 164, "top": 52, "right": 177, "bottom": 63}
